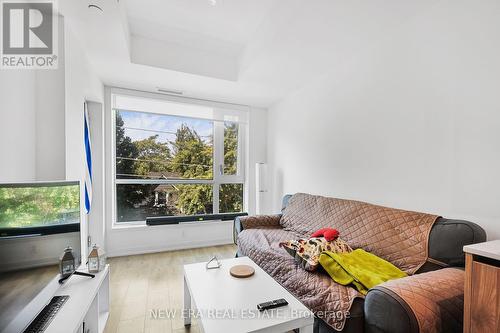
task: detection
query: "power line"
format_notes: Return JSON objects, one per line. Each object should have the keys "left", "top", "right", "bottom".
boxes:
{"left": 116, "top": 156, "right": 212, "bottom": 169}
{"left": 116, "top": 173, "right": 211, "bottom": 181}
{"left": 116, "top": 173, "right": 212, "bottom": 180}
{"left": 123, "top": 126, "right": 213, "bottom": 138}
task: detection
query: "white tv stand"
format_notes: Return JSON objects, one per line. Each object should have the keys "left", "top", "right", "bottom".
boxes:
{"left": 5, "top": 265, "right": 110, "bottom": 333}
{"left": 48, "top": 265, "right": 109, "bottom": 333}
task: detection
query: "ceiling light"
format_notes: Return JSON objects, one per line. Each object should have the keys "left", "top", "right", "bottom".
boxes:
{"left": 208, "top": 0, "right": 217, "bottom": 6}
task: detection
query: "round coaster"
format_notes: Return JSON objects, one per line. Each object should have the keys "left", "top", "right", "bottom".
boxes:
{"left": 230, "top": 264, "right": 255, "bottom": 278}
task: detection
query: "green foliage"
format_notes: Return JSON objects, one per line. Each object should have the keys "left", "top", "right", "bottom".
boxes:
{"left": 170, "top": 124, "right": 213, "bottom": 179}
{"left": 115, "top": 112, "right": 138, "bottom": 178}
{"left": 115, "top": 112, "right": 144, "bottom": 211}
{"left": 176, "top": 184, "right": 213, "bottom": 215}
{"left": 219, "top": 184, "right": 243, "bottom": 213}
{"left": 134, "top": 135, "right": 172, "bottom": 177}
{"left": 219, "top": 123, "right": 242, "bottom": 213}
{"left": 115, "top": 113, "right": 243, "bottom": 220}
{"left": 169, "top": 124, "right": 214, "bottom": 214}
{"left": 223, "top": 122, "right": 238, "bottom": 175}
{"left": 0, "top": 185, "right": 80, "bottom": 228}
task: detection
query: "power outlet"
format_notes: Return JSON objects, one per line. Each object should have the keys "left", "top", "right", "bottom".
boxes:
{"left": 87, "top": 235, "right": 92, "bottom": 248}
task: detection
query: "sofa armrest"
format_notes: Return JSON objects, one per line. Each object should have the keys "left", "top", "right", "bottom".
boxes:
{"left": 235, "top": 214, "right": 282, "bottom": 234}
{"left": 428, "top": 217, "right": 486, "bottom": 267}
{"left": 365, "top": 268, "right": 464, "bottom": 333}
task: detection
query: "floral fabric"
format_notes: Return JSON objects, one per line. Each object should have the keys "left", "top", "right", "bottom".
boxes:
{"left": 280, "top": 237, "right": 352, "bottom": 271}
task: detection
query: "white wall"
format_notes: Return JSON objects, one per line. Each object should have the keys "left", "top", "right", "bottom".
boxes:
{"left": 35, "top": 18, "right": 66, "bottom": 181}
{"left": 64, "top": 23, "right": 104, "bottom": 258}
{"left": 0, "top": 71, "right": 37, "bottom": 181}
{"left": 267, "top": 0, "right": 500, "bottom": 240}
{"left": 0, "top": 17, "right": 66, "bottom": 183}
{"left": 64, "top": 25, "right": 104, "bottom": 180}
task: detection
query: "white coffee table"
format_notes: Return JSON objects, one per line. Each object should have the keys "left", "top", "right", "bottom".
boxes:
{"left": 183, "top": 256, "right": 314, "bottom": 333}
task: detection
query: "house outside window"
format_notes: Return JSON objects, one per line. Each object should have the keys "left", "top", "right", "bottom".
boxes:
{"left": 111, "top": 92, "right": 246, "bottom": 224}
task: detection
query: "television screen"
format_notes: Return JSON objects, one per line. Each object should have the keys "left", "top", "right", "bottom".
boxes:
{"left": 0, "top": 182, "right": 80, "bottom": 237}
{"left": 0, "top": 181, "right": 82, "bottom": 332}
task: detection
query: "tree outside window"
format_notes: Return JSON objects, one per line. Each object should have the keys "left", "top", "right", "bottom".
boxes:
{"left": 115, "top": 110, "right": 243, "bottom": 223}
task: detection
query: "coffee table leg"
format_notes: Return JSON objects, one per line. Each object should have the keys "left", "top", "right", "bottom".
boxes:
{"left": 184, "top": 275, "right": 191, "bottom": 326}
{"left": 299, "top": 324, "right": 313, "bottom": 333}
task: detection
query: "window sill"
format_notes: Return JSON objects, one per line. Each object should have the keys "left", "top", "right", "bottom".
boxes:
{"left": 111, "top": 219, "right": 233, "bottom": 230}
{"left": 111, "top": 222, "right": 147, "bottom": 230}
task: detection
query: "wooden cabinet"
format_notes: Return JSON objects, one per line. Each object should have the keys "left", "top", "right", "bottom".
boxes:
{"left": 464, "top": 252, "right": 500, "bottom": 333}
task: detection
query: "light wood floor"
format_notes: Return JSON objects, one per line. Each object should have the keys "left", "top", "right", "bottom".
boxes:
{"left": 103, "top": 244, "right": 237, "bottom": 333}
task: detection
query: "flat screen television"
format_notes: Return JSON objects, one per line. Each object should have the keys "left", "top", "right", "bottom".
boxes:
{"left": 0, "top": 181, "right": 80, "bottom": 238}
{"left": 0, "top": 181, "right": 82, "bottom": 332}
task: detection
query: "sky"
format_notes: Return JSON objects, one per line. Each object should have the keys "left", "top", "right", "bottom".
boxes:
{"left": 118, "top": 110, "right": 213, "bottom": 144}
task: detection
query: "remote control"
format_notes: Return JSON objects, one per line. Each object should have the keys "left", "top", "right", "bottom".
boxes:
{"left": 257, "top": 298, "right": 289, "bottom": 311}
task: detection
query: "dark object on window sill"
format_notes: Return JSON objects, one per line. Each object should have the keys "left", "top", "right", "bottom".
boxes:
{"left": 0, "top": 223, "right": 80, "bottom": 239}
{"left": 58, "top": 271, "right": 95, "bottom": 284}
{"left": 146, "top": 212, "right": 248, "bottom": 226}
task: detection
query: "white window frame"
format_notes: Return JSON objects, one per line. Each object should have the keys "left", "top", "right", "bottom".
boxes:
{"left": 109, "top": 88, "right": 248, "bottom": 226}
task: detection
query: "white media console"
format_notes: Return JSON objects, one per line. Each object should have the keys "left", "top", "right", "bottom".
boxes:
{"left": 4, "top": 265, "right": 109, "bottom": 333}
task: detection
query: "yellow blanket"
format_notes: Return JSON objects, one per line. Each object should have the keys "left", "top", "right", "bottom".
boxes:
{"left": 319, "top": 249, "right": 407, "bottom": 295}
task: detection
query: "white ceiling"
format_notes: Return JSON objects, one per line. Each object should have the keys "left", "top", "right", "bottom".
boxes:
{"left": 60, "top": 0, "right": 439, "bottom": 107}
{"left": 125, "top": 0, "right": 279, "bottom": 45}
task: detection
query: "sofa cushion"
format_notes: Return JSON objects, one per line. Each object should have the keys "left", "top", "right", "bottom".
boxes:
{"left": 280, "top": 193, "right": 438, "bottom": 274}
{"left": 238, "top": 228, "right": 363, "bottom": 331}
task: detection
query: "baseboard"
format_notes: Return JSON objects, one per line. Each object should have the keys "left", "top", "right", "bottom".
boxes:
{"left": 106, "top": 237, "right": 235, "bottom": 258}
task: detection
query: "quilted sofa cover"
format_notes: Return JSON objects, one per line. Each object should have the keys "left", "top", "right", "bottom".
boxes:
{"left": 280, "top": 193, "right": 439, "bottom": 275}
{"left": 236, "top": 193, "right": 486, "bottom": 333}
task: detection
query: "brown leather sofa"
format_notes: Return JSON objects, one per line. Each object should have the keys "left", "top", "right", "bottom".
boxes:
{"left": 235, "top": 194, "right": 486, "bottom": 333}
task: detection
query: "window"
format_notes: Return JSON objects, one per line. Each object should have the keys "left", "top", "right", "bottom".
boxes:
{"left": 223, "top": 122, "right": 239, "bottom": 175}
{"left": 112, "top": 92, "right": 246, "bottom": 223}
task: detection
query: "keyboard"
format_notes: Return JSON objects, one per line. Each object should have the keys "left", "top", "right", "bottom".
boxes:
{"left": 23, "top": 295, "right": 69, "bottom": 333}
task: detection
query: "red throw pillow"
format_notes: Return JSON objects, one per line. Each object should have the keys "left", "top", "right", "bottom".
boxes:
{"left": 311, "top": 228, "right": 339, "bottom": 241}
